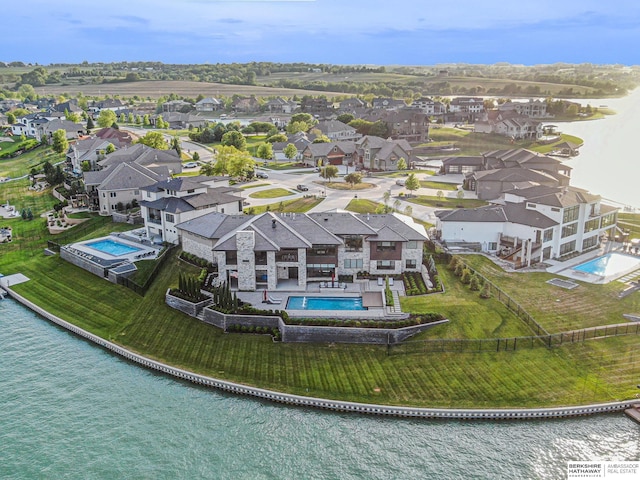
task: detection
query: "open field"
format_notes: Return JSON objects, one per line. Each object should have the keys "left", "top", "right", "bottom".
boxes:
{"left": 34, "top": 80, "right": 350, "bottom": 100}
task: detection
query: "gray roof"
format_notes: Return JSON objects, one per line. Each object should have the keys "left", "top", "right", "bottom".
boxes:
{"left": 358, "top": 213, "right": 428, "bottom": 241}
{"left": 308, "top": 212, "right": 378, "bottom": 236}
{"left": 506, "top": 185, "right": 600, "bottom": 208}
{"left": 472, "top": 168, "right": 558, "bottom": 184}
{"left": 441, "top": 156, "right": 484, "bottom": 166}
{"left": 98, "top": 162, "right": 163, "bottom": 191}
{"left": 436, "top": 203, "right": 557, "bottom": 229}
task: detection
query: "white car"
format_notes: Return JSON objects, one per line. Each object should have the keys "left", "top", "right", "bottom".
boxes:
{"left": 183, "top": 162, "right": 198, "bottom": 168}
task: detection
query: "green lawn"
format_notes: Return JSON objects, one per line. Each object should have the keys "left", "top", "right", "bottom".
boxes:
{"left": 375, "top": 170, "right": 435, "bottom": 178}
{"left": 244, "top": 196, "right": 324, "bottom": 214}
{"left": 419, "top": 181, "right": 458, "bottom": 190}
{"left": 319, "top": 181, "right": 375, "bottom": 191}
{"left": 424, "top": 128, "right": 585, "bottom": 157}
{"left": 406, "top": 195, "right": 488, "bottom": 209}
{"left": 248, "top": 188, "right": 295, "bottom": 199}
{"left": 618, "top": 213, "right": 640, "bottom": 241}
{"left": 344, "top": 199, "right": 384, "bottom": 214}
{"left": 262, "top": 162, "right": 306, "bottom": 171}
{"left": 0, "top": 145, "right": 64, "bottom": 179}
{"left": 240, "top": 182, "right": 271, "bottom": 189}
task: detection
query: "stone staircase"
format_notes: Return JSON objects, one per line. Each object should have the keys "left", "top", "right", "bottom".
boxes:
{"left": 386, "top": 290, "right": 404, "bottom": 316}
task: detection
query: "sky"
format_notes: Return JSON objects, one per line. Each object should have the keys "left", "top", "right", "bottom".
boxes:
{"left": 8, "top": 0, "right": 640, "bottom": 65}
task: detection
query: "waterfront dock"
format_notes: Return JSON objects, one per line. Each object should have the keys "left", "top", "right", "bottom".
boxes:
{"left": 624, "top": 403, "right": 640, "bottom": 424}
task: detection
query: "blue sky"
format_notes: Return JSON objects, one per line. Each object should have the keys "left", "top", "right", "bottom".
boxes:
{"left": 8, "top": 0, "right": 640, "bottom": 65}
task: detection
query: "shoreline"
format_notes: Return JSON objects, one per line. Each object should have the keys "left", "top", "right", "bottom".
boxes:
{"left": 4, "top": 284, "right": 637, "bottom": 420}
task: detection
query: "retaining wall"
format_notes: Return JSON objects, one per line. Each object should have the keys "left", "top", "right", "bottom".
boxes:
{"left": 6, "top": 287, "right": 637, "bottom": 421}
{"left": 60, "top": 248, "right": 106, "bottom": 278}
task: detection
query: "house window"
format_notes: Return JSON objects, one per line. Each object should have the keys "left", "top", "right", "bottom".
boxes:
{"left": 102, "top": 193, "right": 106, "bottom": 197}
{"left": 559, "top": 241, "right": 576, "bottom": 256}
{"left": 582, "top": 236, "right": 598, "bottom": 250}
{"left": 165, "top": 213, "right": 175, "bottom": 223}
{"left": 601, "top": 213, "right": 616, "bottom": 228}
{"left": 405, "top": 259, "right": 417, "bottom": 269}
{"left": 344, "top": 259, "right": 363, "bottom": 269}
{"left": 561, "top": 222, "right": 578, "bottom": 238}
{"left": 562, "top": 205, "right": 580, "bottom": 223}
{"left": 377, "top": 260, "right": 394, "bottom": 270}
{"left": 584, "top": 218, "right": 600, "bottom": 233}
{"left": 134, "top": 190, "right": 139, "bottom": 195}
{"left": 407, "top": 241, "right": 418, "bottom": 249}
{"left": 488, "top": 242, "right": 497, "bottom": 250}
{"left": 344, "top": 236, "right": 363, "bottom": 252}
{"left": 376, "top": 241, "right": 396, "bottom": 252}
{"left": 110, "top": 192, "right": 117, "bottom": 198}
{"left": 543, "top": 229, "right": 553, "bottom": 242}
{"left": 146, "top": 191, "right": 151, "bottom": 198}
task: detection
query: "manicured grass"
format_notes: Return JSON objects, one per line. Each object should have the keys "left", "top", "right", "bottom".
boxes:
{"left": 9, "top": 251, "right": 640, "bottom": 408}
{"left": 240, "top": 182, "right": 270, "bottom": 189}
{"left": 419, "top": 181, "right": 458, "bottom": 190}
{"left": 262, "top": 162, "right": 306, "bottom": 171}
{"left": 458, "top": 255, "right": 640, "bottom": 333}
{"left": 319, "top": 181, "right": 375, "bottom": 191}
{"left": 244, "top": 196, "right": 324, "bottom": 214}
{"left": 406, "top": 195, "right": 488, "bottom": 209}
{"left": 375, "top": 170, "right": 435, "bottom": 178}
{"left": 344, "top": 199, "right": 384, "bottom": 214}
{"left": 529, "top": 134, "right": 584, "bottom": 154}
{"left": 248, "top": 188, "right": 295, "bottom": 199}
{"left": 618, "top": 213, "right": 640, "bottom": 241}
{"left": 0, "top": 145, "right": 64, "bottom": 179}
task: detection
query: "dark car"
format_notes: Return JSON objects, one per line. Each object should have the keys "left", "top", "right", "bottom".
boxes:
{"left": 296, "top": 184, "right": 309, "bottom": 191}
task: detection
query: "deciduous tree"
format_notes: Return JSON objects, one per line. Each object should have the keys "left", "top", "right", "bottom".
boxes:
{"left": 256, "top": 142, "right": 273, "bottom": 160}
{"left": 97, "top": 109, "right": 117, "bottom": 128}
{"left": 283, "top": 143, "right": 298, "bottom": 160}
{"left": 51, "top": 129, "right": 68, "bottom": 154}
{"left": 404, "top": 173, "right": 420, "bottom": 197}
{"left": 344, "top": 172, "right": 362, "bottom": 188}
{"left": 320, "top": 165, "right": 338, "bottom": 183}
{"left": 221, "top": 130, "right": 247, "bottom": 151}
{"left": 137, "top": 131, "right": 169, "bottom": 150}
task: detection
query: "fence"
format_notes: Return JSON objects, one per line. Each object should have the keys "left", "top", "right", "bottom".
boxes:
{"left": 455, "top": 257, "right": 550, "bottom": 337}
{"left": 116, "top": 245, "right": 175, "bottom": 296}
{"left": 390, "top": 322, "right": 640, "bottom": 355}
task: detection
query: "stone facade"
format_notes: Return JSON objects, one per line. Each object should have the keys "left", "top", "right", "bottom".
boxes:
{"left": 236, "top": 230, "right": 256, "bottom": 291}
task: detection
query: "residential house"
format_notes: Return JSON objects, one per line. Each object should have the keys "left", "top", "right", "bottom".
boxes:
{"left": 37, "top": 119, "right": 84, "bottom": 143}
{"left": 67, "top": 136, "right": 122, "bottom": 173}
{"left": 475, "top": 110, "right": 543, "bottom": 140}
{"left": 439, "top": 156, "right": 485, "bottom": 175}
{"left": 498, "top": 99, "right": 549, "bottom": 118}
{"left": 140, "top": 177, "right": 244, "bottom": 244}
{"left": 301, "top": 97, "right": 333, "bottom": 114}
{"left": 467, "top": 167, "right": 565, "bottom": 200}
{"left": 372, "top": 98, "right": 406, "bottom": 110}
{"left": 448, "top": 97, "right": 485, "bottom": 122}
{"left": 10, "top": 113, "right": 49, "bottom": 138}
{"left": 410, "top": 97, "right": 446, "bottom": 116}
{"left": 272, "top": 132, "right": 311, "bottom": 162}
{"left": 302, "top": 142, "right": 357, "bottom": 168}
{"left": 97, "top": 143, "right": 183, "bottom": 176}
{"left": 88, "top": 98, "right": 125, "bottom": 114}
{"left": 232, "top": 96, "right": 260, "bottom": 113}
{"left": 84, "top": 162, "right": 165, "bottom": 215}
{"left": 339, "top": 98, "right": 367, "bottom": 111}
{"left": 176, "top": 211, "right": 427, "bottom": 291}
{"left": 195, "top": 97, "right": 224, "bottom": 112}
{"left": 49, "top": 100, "right": 83, "bottom": 115}
{"left": 314, "top": 120, "right": 361, "bottom": 142}
{"left": 435, "top": 185, "right": 617, "bottom": 264}
{"left": 151, "top": 112, "right": 207, "bottom": 129}
{"left": 264, "top": 97, "right": 298, "bottom": 114}
{"left": 365, "top": 109, "right": 429, "bottom": 143}
{"left": 94, "top": 127, "right": 133, "bottom": 146}
{"left": 354, "top": 136, "right": 412, "bottom": 172}
{"left": 161, "top": 100, "right": 192, "bottom": 113}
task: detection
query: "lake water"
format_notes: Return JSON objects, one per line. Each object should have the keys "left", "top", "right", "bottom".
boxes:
{"left": 2, "top": 298, "right": 639, "bottom": 479}
{"left": 554, "top": 89, "right": 640, "bottom": 209}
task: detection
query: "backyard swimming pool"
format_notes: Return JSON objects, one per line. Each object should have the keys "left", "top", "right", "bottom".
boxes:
{"left": 572, "top": 252, "right": 640, "bottom": 280}
{"left": 86, "top": 239, "right": 142, "bottom": 257}
{"left": 286, "top": 296, "right": 366, "bottom": 311}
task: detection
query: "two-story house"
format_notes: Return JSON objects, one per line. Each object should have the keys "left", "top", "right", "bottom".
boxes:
{"left": 175, "top": 211, "right": 427, "bottom": 291}
{"left": 354, "top": 135, "right": 412, "bottom": 171}
{"left": 140, "top": 177, "right": 244, "bottom": 244}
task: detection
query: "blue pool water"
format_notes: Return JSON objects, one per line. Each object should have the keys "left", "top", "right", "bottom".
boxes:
{"left": 86, "top": 239, "right": 142, "bottom": 257}
{"left": 286, "top": 296, "right": 365, "bottom": 310}
{"left": 573, "top": 252, "right": 640, "bottom": 277}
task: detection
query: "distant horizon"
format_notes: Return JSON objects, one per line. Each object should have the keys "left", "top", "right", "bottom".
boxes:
{"left": 7, "top": 1, "right": 640, "bottom": 66}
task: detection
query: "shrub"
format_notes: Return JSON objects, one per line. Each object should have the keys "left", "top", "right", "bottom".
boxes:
{"left": 480, "top": 282, "right": 491, "bottom": 299}
{"left": 460, "top": 268, "right": 472, "bottom": 285}
{"left": 469, "top": 274, "right": 481, "bottom": 291}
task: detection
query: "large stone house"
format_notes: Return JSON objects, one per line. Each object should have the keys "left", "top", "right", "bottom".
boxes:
{"left": 140, "top": 177, "right": 244, "bottom": 244}
{"left": 195, "top": 97, "right": 224, "bottom": 112}
{"left": 364, "top": 109, "right": 430, "bottom": 143}
{"left": 354, "top": 135, "right": 412, "bottom": 171}
{"left": 176, "top": 211, "right": 427, "bottom": 291}
{"left": 314, "top": 120, "right": 361, "bottom": 142}
{"left": 435, "top": 185, "right": 618, "bottom": 265}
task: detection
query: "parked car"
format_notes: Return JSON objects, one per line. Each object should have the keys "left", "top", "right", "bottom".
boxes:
{"left": 255, "top": 171, "right": 269, "bottom": 179}
{"left": 396, "top": 179, "right": 406, "bottom": 186}
{"left": 296, "top": 184, "right": 309, "bottom": 191}
{"left": 183, "top": 162, "right": 198, "bottom": 168}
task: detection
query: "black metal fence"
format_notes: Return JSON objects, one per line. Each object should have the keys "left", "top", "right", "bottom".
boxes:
{"left": 389, "top": 322, "right": 640, "bottom": 355}
{"left": 116, "top": 245, "right": 175, "bottom": 296}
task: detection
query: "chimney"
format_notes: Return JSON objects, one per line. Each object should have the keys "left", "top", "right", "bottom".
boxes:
{"left": 272, "top": 219, "right": 276, "bottom": 229}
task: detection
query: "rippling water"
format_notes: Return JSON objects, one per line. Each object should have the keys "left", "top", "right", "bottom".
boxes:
{"left": 1, "top": 299, "right": 639, "bottom": 479}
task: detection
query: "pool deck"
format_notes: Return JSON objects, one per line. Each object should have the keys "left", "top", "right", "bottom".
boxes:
{"left": 70, "top": 233, "right": 160, "bottom": 265}
{"left": 547, "top": 243, "right": 640, "bottom": 284}
{"left": 236, "top": 279, "right": 407, "bottom": 319}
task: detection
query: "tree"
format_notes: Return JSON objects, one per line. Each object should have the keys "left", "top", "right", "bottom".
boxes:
{"left": 96, "top": 110, "right": 117, "bottom": 128}
{"left": 143, "top": 114, "right": 150, "bottom": 126}
{"left": 404, "top": 173, "right": 420, "bottom": 197}
{"left": 221, "top": 130, "right": 247, "bottom": 151}
{"left": 312, "top": 134, "right": 331, "bottom": 143}
{"left": 192, "top": 151, "right": 200, "bottom": 162}
{"left": 286, "top": 121, "right": 309, "bottom": 135}
{"left": 336, "top": 113, "right": 355, "bottom": 124}
{"left": 404, "top": 205, "right": 413, "bottom": 216}
{"left": 155, "top": 115, "right": 167, "bottom": 129}
{"left": 290, "top": 113, "right": 316, "bottom": 125}
{"left": 105, "top": 143, "right": 116, "bottom": 154}
{"left": 320, "top": 165, "right": 338, "bottom": 184}
{"left": 344, "top": 172, "right": 362, "bottom": 188}
{"left": 283, "top": 143, "right": 298, "bottom": 161}
{"left": 397, "top": 157, "right": 407, "bottom": 171}
{"left": 137, "top": 131, "right": 169, "bottom": 150}
{"left": 65, "top": 109, "right": 80, "bottom": 123}
{"left": 6, "top": 112, "right": 16, "bottom": 124}
{"left": 436, "top": 190, "right": 444, "bottom": 202}
{"left": 383, "top": 190, "right": 391, "bottom": 206}
{"left": 18, "top": 84, "right": 37, "bottom": 100}
{"left": 52, "top": 129, "right": 69, "bottom": 154}
{"left": 171, "top": 136, "right": 182, "bottom": 156}
{"left": 267, "top": 133, "right": 287, "bottom": 143}
{"left": 119, "top": 113, "right": 126, "bottom": 123}
{"left": 86, "top": 116, "right": 95, "bottom": 131}
{"left": 256, "top": 142, "right": 273, "bottom": 160}
{"left": 203, "top": 145, "right": 255, "bottom": 178}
